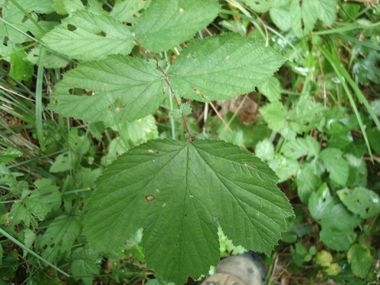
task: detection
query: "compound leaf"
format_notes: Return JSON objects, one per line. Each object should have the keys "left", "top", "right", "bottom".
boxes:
{"left": 135, "top": 0, "right": 220, "bottom": 53}
{"left": 47, "top": 55, "right": 164, "bottom": 127}
{"left": 168, "top": 33, "right": 284, "bottom": 102}
{"left": 83, "top": 139, "right": 293, "bottom": 284}
{"left": 42, "top": 10, "right": 134, "bottom": 61}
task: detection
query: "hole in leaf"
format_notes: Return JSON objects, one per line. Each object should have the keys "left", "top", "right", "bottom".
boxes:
{"left": 301, "top": 18, "right": 305, "bottom": 30}
{"left": 99, "top": 30, "right": 107, "bottom": 37}
{"left": 175, "top": 243, "right": 178, "bottom": 247}
{"left": 68, "top": 88, "right": 93, "bottom": 96}
{"left": 3, "top": 36, "right": 9, "bottom": 46}
{"left": 67, "top": 24, "right": 77, "bottom": 32}
{"left": 365, "top": 207, "right": 370, "bottom": 213}
{"left": 21, "top": 16, "right": 28, "bottom": 23}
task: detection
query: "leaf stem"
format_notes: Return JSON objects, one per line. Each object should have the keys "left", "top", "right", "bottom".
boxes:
{"left": 134, "top": 39, "right": 190, "bottom": 137}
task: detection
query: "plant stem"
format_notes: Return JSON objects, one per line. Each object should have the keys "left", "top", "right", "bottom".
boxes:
{"left": 166, "top": 83, "right": 176, "bottom": 139}
{"left": 134, "top": 39, "right": 190, "bottom": 136}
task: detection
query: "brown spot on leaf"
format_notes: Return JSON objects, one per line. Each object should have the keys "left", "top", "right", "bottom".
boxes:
{"left": 145, "top": 195, "right": 155, "bottom": 202}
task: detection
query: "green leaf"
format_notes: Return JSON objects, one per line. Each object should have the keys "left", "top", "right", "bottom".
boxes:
{"left": 290, "top": 0, "right": 317, "bottom": 37}
{"left": 10, "top": 179, "right": 61, "bottom": 224}
{"left": 308, "top": 184, "right": 361, "bottom": 251}
{"left": 348, "top": 243, "right": 374, "bottom": 279}
{"left": 111, "top": 115, "right": 159, "bottom": 149}
{"left": 167, "top": 33, "right": 285, "bottom": 101}
{"left": 0, "top": 147, "right": 23, "bottom": 164}
{"left": 319, "top": 227, "right": 356, "bottom": 251}
{"left": 24, "top": 179, "right": 61, "bottom": 219}
{"left": 22, "top": 229, "right": 36, "bottom": 257}
{"left": 37, "top": 215, "right": 82, "bottom": 262}
{"left": 315, "top": 0, "right": 338, "bottom": 25}
{"left": 370, "top": 99, "right": 380, "bottom": 116}
{"left": 255, "top": 139, "right": 274, "bottom": 161}
{"left": 315, "top": 250, "right": 332, "bottom": 267}
{"left": 69, "top": 127, "right": 91, "bottom": 154}
{"left": 270, "top": 7, "right": 292, "bottom": 31}
{"left": 258, "top": 77, "right": 281, "bottom": 102}
{"left": 50, "top": 152, "right": 78, "bottom": 173}
{"left": 71, "top": 257, "right": 99, "bottom": 285}
{"left": 242, "top": 0, "right": 270, "bottom": 13}
{"left": 320, "top": 148, "right": 348, "bottom": 186}
{"left": 260, "top": 101, "right": 287, "bottom": 132}
{"left": 83, "top": 139, "right": 293, "bottom": 284}
{"left": 42, "top": 10, "right": 134, "bottom": 61}
{"left": 282, "top": 136, "right": 319, "bottom": 160}
{"left": 27, "top": 46, "right": 69, "bottom": 68}
{"left": 9, "top": 49, "right": 34, "bottom": 81}
{"left": 367, "top": 128, "right": 380, "bottom": 154}
{"left": 296, "top": 163, "right": 322, "bottom": 203}
{"left": 110, "top": 0, "right": 151, "bottom": 23}
{"left": 338, "top": 187, "right": 380, "bottom": 219}
{"left": 53, "top": 0, "right": 84, "bottom": 14}
{"left": 47, "top": 55, "right": 164, "bottom": 127}
{"left": 0, "top": 0, "right": 54, "bottom": 57}
{"left": 268, "top": 155, "right": 299, "bottom": 183}
{"left": 353, "top": 51, "right": 380, "bottom": 85}
{"left": 135, "top": 0, "right": 220, "bottom": 53}
{"left": 290, "top": 0, "right": 337, "bottom": 37}
{"left": 347, "top": 160, "right": 367, "bottom": 188}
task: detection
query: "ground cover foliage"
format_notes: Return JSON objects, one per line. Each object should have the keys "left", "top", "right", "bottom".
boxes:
{"left": 0, "top": 0, "right": 379, "bottom": 284}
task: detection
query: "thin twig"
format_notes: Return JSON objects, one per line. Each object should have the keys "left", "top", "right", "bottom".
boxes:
{"left": 224, "top": 94, "right": 248, "bottom": 130}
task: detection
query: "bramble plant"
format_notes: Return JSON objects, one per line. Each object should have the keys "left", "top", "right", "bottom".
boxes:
{"left": 1, "top": 0, "right": 380, "bottom": 284}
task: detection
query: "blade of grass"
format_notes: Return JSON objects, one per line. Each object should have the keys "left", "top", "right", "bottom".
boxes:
{"left": 36, "top": 47, "right": 46, "bottom": 151}
{"left": 319, "top": 46, "right": 380, "bottom": 131}
{"left": 319, "top": 46, "right": 374, "bottom": 161}
{"left": 0, "top": 227, "right": 69, "bottom": 277}
{"left": 335, "top": 33, "right": 380, "bottom": 52}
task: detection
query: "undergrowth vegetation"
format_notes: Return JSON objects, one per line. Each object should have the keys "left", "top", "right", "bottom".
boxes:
{"left": 0, "top": 0, "right": 380, "bottom": 284}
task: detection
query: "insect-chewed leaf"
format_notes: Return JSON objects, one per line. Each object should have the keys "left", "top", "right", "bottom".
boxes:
{"left": 42, "top": 10, "right": 134, "bottom": 61}
{"left": 135, "top": 0, "right": 220, "bottom": 53}
{"left": 83, "top": 139, "right": 293, "bottom": 284}
{"left": 47, "top": 55, "right": 165, "bottom": 127}
{"left": 167, "top": 33, "right": 285, "bottom": 102}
